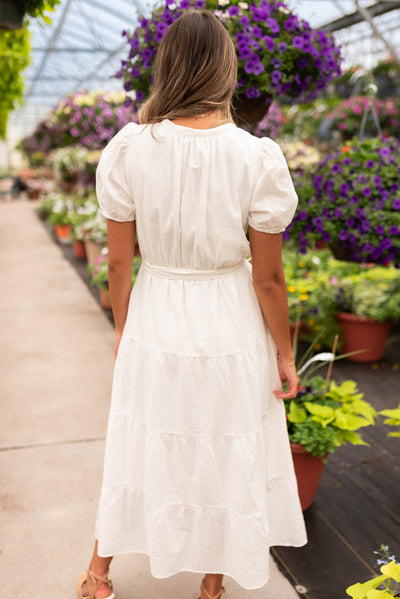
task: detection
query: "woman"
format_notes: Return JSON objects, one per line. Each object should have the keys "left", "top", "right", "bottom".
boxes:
{"left": 78, "top": 9, "right": 307, "bottom": 599}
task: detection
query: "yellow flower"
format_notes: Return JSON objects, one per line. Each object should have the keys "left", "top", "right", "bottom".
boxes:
{"left": 287, "top": 286, "right": 296, "bottom": 293}
{"left": 314, "top": 325, "right": 321, "bottom": 331}
{"left": 371, "top": 363, "right": 379, "bottom": 370}
{"left": 300, "top": 294, "right": 309, "bottom": 301}
{"left": 392, "top": 363, "right": 399, "bottom": 371}
{"left": 308, "top": 319, "right": 315, "bottom": 326}
{"left": 315, "top": 343, "right": 321, "bottom": 350}
{"left": 299, "top": 261, "right": 306, "bottom": 267}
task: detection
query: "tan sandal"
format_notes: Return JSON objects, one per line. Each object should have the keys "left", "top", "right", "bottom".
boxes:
{"left": 197, "top": 578, "right": 225, "bottom": 599}
{"left": 77, "top": 568, "right": 115, "bottom": 599}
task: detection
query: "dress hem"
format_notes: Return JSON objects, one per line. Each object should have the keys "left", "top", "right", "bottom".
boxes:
{"left": 94, "top": 543, "right": 306, "bottom": 591}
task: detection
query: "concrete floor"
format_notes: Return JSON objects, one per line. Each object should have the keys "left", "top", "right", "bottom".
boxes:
{"left": 0, "top": 199, "right": 300, "bottom": 599}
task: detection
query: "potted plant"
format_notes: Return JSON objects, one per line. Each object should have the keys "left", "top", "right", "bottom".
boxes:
{"left": 47, "top": 194, "right": 75, "bottom": 244}
{"left": 287, "top": 335, "right": 377, "bottom": 510}
{"left": 116, "top": 0, "right": 342, "bottom": 123}
{"left": 346, "top": 545, "right": 400, "bottom": 598}
{"left": 90, "top": 254, "right": 142, "bottom": 311}
{"left": 82, "top": 212, "right": 108, "bottom": 268}
{"left": 285, "top": 137, "right": 400, "bottom": 266}
{"left": 332, "top": 265, "right": 400, "bottom": 362}
{"left": 70, "top": 195, "right": 99, "bottom": 260}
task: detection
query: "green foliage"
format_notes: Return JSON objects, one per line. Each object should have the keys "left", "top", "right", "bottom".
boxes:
{"left": 346, "top": 560, "right": 400, "bottom": 598}
{"left": 379, "top": 405, "right": 400, "bottom": 438}
{"left": 0, "top": 26, "right": 30, "bottom": 138}
{"left": 89, "top": 255, "right": 142, "bottom": 289}
{"left": 24, "top": 1, "right": 60, "bottom": 25}
{"left": 286, "top": 376, "right": 376, "bottom": 458}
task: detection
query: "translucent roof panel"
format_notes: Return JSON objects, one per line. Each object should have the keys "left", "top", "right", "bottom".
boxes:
{"left": 8, "top": 0, "right": 400, "bottom": 141}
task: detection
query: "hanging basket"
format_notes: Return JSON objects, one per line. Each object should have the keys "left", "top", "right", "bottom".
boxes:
{"left": 0, "top": 0, "right": 26, "bottom": 30}
{"left": 232, "top": 93, "right": 273, "bottom": 126}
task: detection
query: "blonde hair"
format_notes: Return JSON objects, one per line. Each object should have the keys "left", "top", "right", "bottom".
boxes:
{"left": 140, "top": 10, "right": 237, "bottom": 124}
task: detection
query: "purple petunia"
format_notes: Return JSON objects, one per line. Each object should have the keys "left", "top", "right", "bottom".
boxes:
{"left": 239, "top": 15, "right": 250, "bottom": 26}
{"left": 271, "top": 70, "right": 282, "bottom": 84}
{"left": 389, "top": 225, "right": 399, "bottom": 235}
{"left": 278, "top": 42, "right": 287, "bottom": 53}
{"left": 293, "top": 36, "right": 304, "bottom": 49}
{"left": 338, "top": 229, "right": 348, "bottom": 241}
{"left": 366, "top": 159, "right": 375, "bottom": 168}
{"left": 263, "top": 35, "right": 274, "bottom": 51}
{"left": 393, "top": 198, "right": 400, "bottom": 209}
{"left": 228, "top": 4, "right": 239, "bottom": 16}
{"left": 362, "top": 186, "right": 372, "bottom": 197}
{"left": 245, "top": 87, "right": 261, "bottom": 99}
{"left": 346, "top": 217, "right": 355, "bottom": 227}
{"left": 379, "top": 147, "right": 391, "bottom": 158}
{"left": 298, "top": 210, "right": 308, "bottom": 220}
{"left": 375, "top": 225, "right": 385, "bottom": 235}
{"left": 252, "top": 25, "right": 263, "bottom": 38}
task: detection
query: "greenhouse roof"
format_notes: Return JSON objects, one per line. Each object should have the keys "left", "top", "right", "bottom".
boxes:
{"left": 8, "top": 0, "right": 400, "bottom": 139}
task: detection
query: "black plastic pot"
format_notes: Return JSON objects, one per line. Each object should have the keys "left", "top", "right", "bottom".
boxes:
{"left": 0, "top": 0, "right": 26, "bottom": 30}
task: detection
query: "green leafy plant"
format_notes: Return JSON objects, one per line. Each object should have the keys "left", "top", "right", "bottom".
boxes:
{"left": 286, "top": 375, "right": 376, "bottom": 458}
{"left": 47, "top": 194, "right": 75, "bottom": 227}
{"left": 333, "top": 266, "right": 400, "bottom": 322}
{"left": 379, "top": 405, "right": 400, "bottom": 438}
{"left": 346, "top": 545, "right": 400, "bottom": 598}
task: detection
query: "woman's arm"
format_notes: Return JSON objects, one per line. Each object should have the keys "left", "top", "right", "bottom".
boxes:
{"left": 248, "top": 225, "right": 298, "bottom": 400}
{"left": 106, "top": 219, "right": 136, "bottom": 358}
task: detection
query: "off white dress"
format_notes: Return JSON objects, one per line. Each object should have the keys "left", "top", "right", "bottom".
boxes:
{"left": 94, "top": 119, "right": 307, "bottom": 590}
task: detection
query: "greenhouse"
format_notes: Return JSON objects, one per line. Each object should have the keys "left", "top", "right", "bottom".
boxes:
{"left": 1, "top": 1, "right": 399, "bottom": 598}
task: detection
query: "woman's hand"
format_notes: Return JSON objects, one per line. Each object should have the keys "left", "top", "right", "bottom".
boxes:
{"left": 114, "top": 332, "right": 122, "bottom": 361}
{"left": 273, "top": 359, "right": 299, "bottom": 400}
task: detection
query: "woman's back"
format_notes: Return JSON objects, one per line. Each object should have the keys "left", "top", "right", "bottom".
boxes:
{"left": 97, "top": 119, "right": 297, "bottom": 270}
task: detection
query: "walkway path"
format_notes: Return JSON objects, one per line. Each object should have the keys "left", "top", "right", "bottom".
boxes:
{"left": 0, "top": 199, "right": 299, "bottom": 599}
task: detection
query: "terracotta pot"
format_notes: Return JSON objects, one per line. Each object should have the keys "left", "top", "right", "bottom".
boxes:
{"left": 291, "top": 443, "right": 327, "bottom": 511}
{"left": 99, "top": 287, "right": 112, "bottom": 310}
{"left": 84, "top": 240, "right": 107, "bottom": 268}
{"left": 232, "top": 93, "right": 273, "bottom": 126}
{"left": 336, "top": 311, "right": 391, "bottom": 363}
{"left": 72, "top": 240, "right": 87, "bottom": 260}
{"left": 54, "top": 224, "right": 72, "bottom": 245}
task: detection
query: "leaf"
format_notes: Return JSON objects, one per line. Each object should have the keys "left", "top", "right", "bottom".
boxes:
{"left": 42, "top": 15, "right": 52, "bottom": 24}
{"left": 346, "top": 576, "right": 387, "bottom": 598}
{"left": 388, "top": 431, "right": 400, "bottom": 438}
{"left": 366, "top": 591, "right": 393, "bottom": 599}
{"left": 288, "top": 401, "right": 307, "bottom": 423}
{"left": 304, "top": 402, "right": 334, "bottom": 418}
{"left": 381, "top": 561, "right": 400, "bottom": 582}
{"left": 334, "top": 410, "right": 371, "bottom": 431}
{"left": 340, "top": 431, "right": 368, "bottom": 445}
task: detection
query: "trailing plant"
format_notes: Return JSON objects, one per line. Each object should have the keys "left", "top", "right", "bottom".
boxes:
{"left": 117, "top": 0, "right": 342, "bottom": 111}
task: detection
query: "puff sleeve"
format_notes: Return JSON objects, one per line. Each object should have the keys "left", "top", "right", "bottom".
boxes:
{"left": 96, "top": 123, "right": 136, "bottom": 222}
{"left": 248, "top": 138, "right": 298, "bottom": 234}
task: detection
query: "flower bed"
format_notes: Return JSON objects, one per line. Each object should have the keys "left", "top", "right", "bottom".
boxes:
{"left": 19, "top": 90, "right": 137, "bottom": 159}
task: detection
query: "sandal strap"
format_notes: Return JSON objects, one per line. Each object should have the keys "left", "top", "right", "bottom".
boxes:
{"left": 77, "top": 569, "right": 113, "bottom": 599}
{"left": 199, "top": 582, "right": 225, "bottom": 599}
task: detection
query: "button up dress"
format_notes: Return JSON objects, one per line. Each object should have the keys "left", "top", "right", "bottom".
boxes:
{"left": 94, "top": 119, "right": 307, "bottom": 590}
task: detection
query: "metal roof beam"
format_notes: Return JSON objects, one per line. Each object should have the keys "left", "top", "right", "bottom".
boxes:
{"left": 321, "top": 0, "right": 400, "bottom": 32}
{"left": 25, "top": 0, "right": 75, "bottom": 99}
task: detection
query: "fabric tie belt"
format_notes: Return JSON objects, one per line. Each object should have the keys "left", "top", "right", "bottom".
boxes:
{"left": 141, "top": 260, "right": 247, "bottom": 280}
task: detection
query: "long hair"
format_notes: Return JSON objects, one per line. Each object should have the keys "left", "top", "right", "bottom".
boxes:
{"left": 140, "top": 10, "right": 237, "bottom": 124}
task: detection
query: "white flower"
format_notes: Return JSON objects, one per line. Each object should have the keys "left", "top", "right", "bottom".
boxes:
{"left": 238, "top": 2, "right": 248, "bottom": 9}
{"left": 218, "top": 0, "right": 230, "bottom": 5}
{"left": 169, "top": 2, "right": 176, "bottom": 9}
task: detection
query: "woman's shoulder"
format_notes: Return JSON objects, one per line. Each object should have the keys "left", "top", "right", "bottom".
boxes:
{"left": 226, "top": 126, "right": 283, "bottom": 163}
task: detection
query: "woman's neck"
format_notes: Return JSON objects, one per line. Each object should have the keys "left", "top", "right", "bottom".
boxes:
{"left": 170, "top": 111, "right": 229, "bottom": 129}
